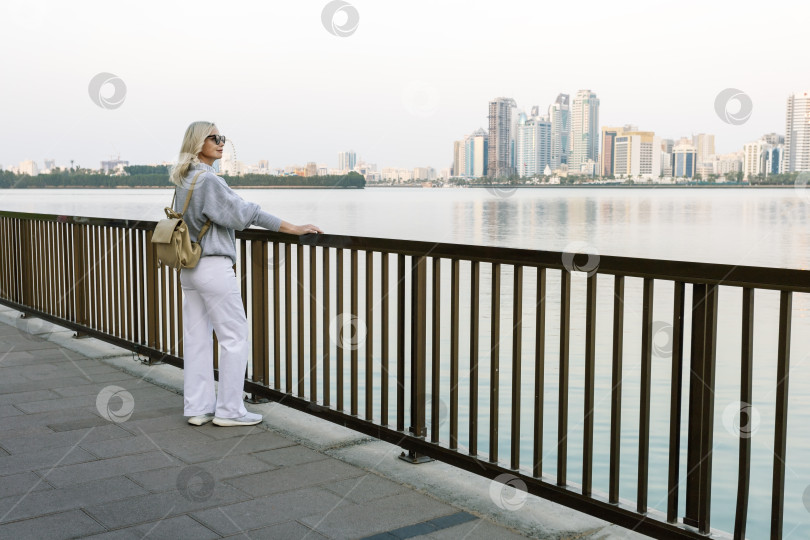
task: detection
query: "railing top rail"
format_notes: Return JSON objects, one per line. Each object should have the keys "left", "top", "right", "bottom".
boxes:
{"left": 3, "top": 209, "right": 809, "bottom": 293}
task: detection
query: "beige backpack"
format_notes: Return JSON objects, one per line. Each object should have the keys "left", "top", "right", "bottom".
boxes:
{"left": 151, "top": 171, "right": 212, "bottom": 270}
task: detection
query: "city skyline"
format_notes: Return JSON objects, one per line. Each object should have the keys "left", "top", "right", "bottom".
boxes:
{"left": 1, "top": 1, "right": 808, "bottom": 173}
{"left": 4, "top": 89, "right": 802, "bottom": 178}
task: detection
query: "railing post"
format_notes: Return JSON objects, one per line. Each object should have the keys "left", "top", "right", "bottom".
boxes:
{"left": 71, "top": 224, "right": 89, "bottom": 331}
{"left": 250, "top": 240, "right": 269, "bottom": 387}
{"left": 20, "top": 219, "right": 34, "bottom": 309}
{"left": 400, "top": 255, "right": 432, "bottom": 463}
{"left": 684, "top": 283, "right": 718, "bottom": 533}
{"left": 145, "top": 230, "right": 159, "bottom": 356}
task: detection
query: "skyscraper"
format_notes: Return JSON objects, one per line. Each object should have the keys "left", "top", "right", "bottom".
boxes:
{"left": 569, "top": 90, "right": 600, "bottom": 173}
{"left": 692, "top": 134, "right": 716, "bottom": 167}
{"left": 338, "top": 151, "right": 356, "bottom": 172}
{"left": 463, "top": 128, "right": 488, "bottom": 177}
{"left": 452, "top": 140, "right": 465, "bottom": 177}
{"left": 487, "top": 97, "right": 517, "bottom": 178}
{"left": 600, "top": 126, "right": 622, "bottom": 177}
{"left": 515, "top": 111, "right": 551, "bottom": 178}
{"left": 548, "top": 94, "right": 570, "bottom": 170}
{"left": 784, "top": 92, "right": 810, "bottom": 172}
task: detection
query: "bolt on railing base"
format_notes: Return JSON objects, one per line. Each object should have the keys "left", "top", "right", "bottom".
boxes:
{"left": 73, "top": 332, "right": 90, "bottom": 339}
{"left": 399, "top": 450, "right": 434, "bottom": 464}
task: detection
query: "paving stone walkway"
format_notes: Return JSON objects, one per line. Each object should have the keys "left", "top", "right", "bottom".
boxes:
{"left": 0, "top": 316, "right": 537, "bottom": 540}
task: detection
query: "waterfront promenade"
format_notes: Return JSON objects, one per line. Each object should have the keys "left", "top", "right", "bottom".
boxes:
{"left": 0, "top": 305, "right": 644, "bottom": 540}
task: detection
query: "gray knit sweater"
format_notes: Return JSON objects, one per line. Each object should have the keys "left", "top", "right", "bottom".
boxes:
{"left": 173, "top": 163, "right": 282, "bottom": 264}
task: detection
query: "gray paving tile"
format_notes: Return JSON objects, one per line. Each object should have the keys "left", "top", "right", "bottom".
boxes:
{"left": 299, "top": 491, "right": 456, "bottom": 539}
{"left": 0, "top": 472, "right": 52, "bottom": 500}
{"left": 165, "top": 431, "right": 296, "bottom": 464}
{"left": 0, "top": 445, "right": 97, "bottom": 477}
{"left": 84, "top": 484, "right": 251, "bottom": 529}
{"left": 53, "top": 377, "right": 157, "bottom": 397}
{"left": 0, "top": 340, "right": 60, "bottom": 352}
{"left": 40, "top": 450, "right": 180, "bottom": 487}
{"left": 47, "top": 414, "right": 119, "bottom": 432}
{"left": 0, "top": 509, "right": 106, "bottom": 539}
{"left": 0, "top": 376, "right": 96, "bottom": 395}
{"left": 0, "top": 404, "right": 23, "bottom": 418}
{"left": 126, "top": 454, "right": 274, "bottom": 492}
{"left": 18, "top": 386, "right": 172, "bottom": 414}
{"left": 0, "top": 389, "right": 60, "bottom": 405}
{"left": 413, "top": 518, "right": 531, "bottom": 539}
{"left": 0, "top": 425, "right": 55, "bottom": 441}
{"left": 2, "top": 424, "right": 132, "bottom": 455}
{"left": 189, "top": 423, "right": 261, "bottom": 440}
{"left": 92, "top": 371, "right": 142, "bottom": 383}
{"left": 223, "top": 520, "right": 328, "bottom": 539}
{"left": 16, "top": 394, "right": 100, "bottom": 414}
{"left": 81, "top": 427, "right": 213, "bottom": 459}
{"left": 225, "top": 457, "right": 364, "bottom": 497}
{"left": 0, "top": 476, "right": 147, "bottom": 523}
{"left": 252, "top": 444, "right": 329, "bottom": 467}
{"left": 18, "top": 364, "right": 93, "bottom": 381}
{"left": 192, "top": 486, "right": 351, "bottom": 536}
{"left": 118, "top": 413, "right": 190, "bottom": 435}
{"left": 0, "top": 405, "right": 102, "bottom": 432}
{"left": 321, "top": 474, "right": 409, "bottom": 504}
{"left": 84, "top": 515, "right": 220, "bottom": 540}
{"left": 4, "top": 352, "right": 85, "bottom": 365}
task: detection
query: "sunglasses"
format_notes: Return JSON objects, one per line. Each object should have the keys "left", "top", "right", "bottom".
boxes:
{"left": 206, "top": 135, "right": 227, "bottom": 145}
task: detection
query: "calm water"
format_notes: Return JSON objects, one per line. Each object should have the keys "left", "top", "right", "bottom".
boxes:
{"left": 2, "top": 187, "right": 810, "bottom": 538}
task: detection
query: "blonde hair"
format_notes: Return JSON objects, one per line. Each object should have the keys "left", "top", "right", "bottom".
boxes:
{"left": 169, "top": 121, "right": 216, "bottom": 186}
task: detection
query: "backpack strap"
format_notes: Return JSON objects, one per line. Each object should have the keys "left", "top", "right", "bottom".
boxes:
{"left": 175, "top": 170, "right": 213, "bottom": 242}
{"left": 181, "top": 171, "right": 205, "bottom": 214}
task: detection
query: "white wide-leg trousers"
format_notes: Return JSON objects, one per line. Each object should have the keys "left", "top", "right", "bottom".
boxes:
{"left": 180, "top": 256, "right": 248, "bottom": 419}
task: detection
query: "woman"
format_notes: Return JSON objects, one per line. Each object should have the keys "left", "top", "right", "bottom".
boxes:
{"left": 170, "top": 121, "right": 322, "bottom": 427}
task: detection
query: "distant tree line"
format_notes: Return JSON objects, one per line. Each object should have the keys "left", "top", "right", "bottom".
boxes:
{"left": 0, "top": 167, "right": 365, "bottom": 189}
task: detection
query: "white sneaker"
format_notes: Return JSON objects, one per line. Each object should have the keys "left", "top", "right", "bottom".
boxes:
{"left": 187, "top": 413, "right": 215, "bottom": 426}
{"left": 212, "top": 411, "right": 262, "bottom": 427}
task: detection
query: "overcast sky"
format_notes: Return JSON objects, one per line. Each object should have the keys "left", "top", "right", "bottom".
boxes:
{"left": 1, "top": 0, "right": 808, "bottom": 171}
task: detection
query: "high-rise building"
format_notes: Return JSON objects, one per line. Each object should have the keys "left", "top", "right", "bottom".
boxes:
{"left": 452, "top": 140, "right": 466, "bottom": 177}
{"left": 692, "top": 134, "right": 716, "bottom": 167}
{"left": 548, "top": 94, "right": 570, "bottom": 170}
{"left": 612, "top": 131, "right": 662, "bottom": 179}
{"left": 785, "top": 92, "right": 810, "bottom": 172}
{"left": 569, "top": 90, "right": 600, "bottom": 173}
{"left": 762, "top": 132, "right": 784, "bottom": 145}
{"left": 713, "top": 152, "right": 744, "bottom": 176}
{"left": 599, "top": 125, "right": 641, "bottom": 177}
{"left": 743, "top": 138, "right": 783, "bottom": 178}
{"left": 515, "top": 111, "right": 551, "bottom": 178}
{"left": 463, "top": 128, "right": 488, "bottom": 178}
{"left": 673, "top": 142, "right": 697, "bottom": 178}
{"left": 338, "top": 151, "right": 356, "bottom": 172}
{"left": 18, "top": 160, "right": 39, "bottom": 176}
{"left": 101, "top": 157, "right": 128, "bottom": 174}
{"left": 660, "top": 139, "right": 675, "bottom": 177}
{"left": 487, "top": 97, "right": 517, "bottom": 178}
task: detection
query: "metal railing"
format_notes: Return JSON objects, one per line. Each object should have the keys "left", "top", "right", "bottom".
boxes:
{"left": 1, "top": 210, "right": 808, "bottom": 539}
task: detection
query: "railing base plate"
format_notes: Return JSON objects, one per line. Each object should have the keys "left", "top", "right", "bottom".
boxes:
{"left": 245, "top": 394, "right": 271, "bottom": 404}
{"left": 399, "top": 450, "right": 434, "bottom": 464}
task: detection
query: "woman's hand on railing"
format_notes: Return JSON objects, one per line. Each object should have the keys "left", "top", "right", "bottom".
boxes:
{"left": 278, "top": 221, "right": 323, "bottom": 235}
